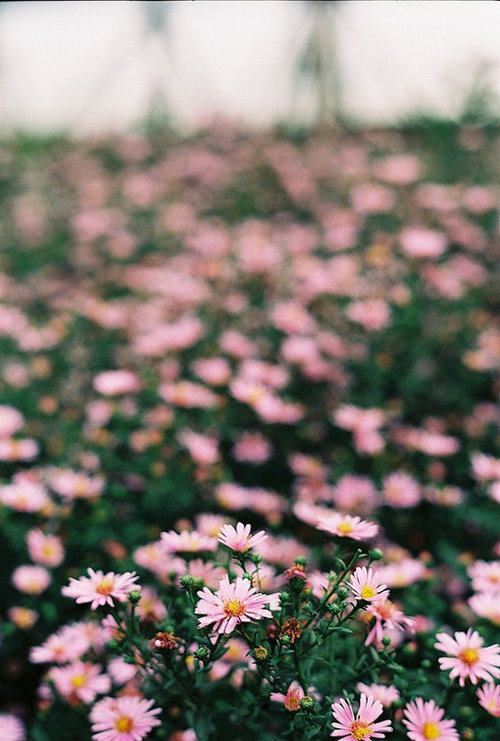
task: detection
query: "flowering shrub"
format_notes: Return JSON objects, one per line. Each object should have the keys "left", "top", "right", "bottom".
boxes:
{"left": 0, "top": 121, "right": 499, "bottom": 739}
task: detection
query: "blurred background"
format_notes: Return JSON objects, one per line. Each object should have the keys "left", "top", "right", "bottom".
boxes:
{"left": 0, "top": 0, "right": 500, "bottom": 135}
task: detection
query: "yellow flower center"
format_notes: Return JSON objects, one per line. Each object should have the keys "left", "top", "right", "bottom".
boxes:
{"left": 285, "top": 696, "right": 301, "bottom": 711}
{"left": 115, "top": 716, "right": 134, "bottom": 732}
{"left": 422, "top": 721, "right": 441, "bottom": 739}
{"left": 350, "top": 720, "right": 372, "bottom": 739}
{"left": 224, "top": 599, "right": 246, "bottom": 618}
{"left": 361, "top": 585, "right": 377, "bottom": 600}
{"left": 460, "top": 648, "right": 479, "bottom": 666}
{"left": 337, "top": 521, "right": 353, "bottom": 534}
{"left": 71, "top": 674, "right": 87, "bottom": 689}
{"left": 96, "top": 578, "right": 114, "bottom": 596}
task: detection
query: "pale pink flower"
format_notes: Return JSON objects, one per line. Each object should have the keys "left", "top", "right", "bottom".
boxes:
{"left": 271, "top": 301, "right": 317, "bottom": 334}
{"left": 351, "top": 183, "right": 395, "bottom": 214}
{"left": 0, "top": 478, "right": 50, "bottom": 512}
{"left": 349, "top": 567, "right": 389, "bottom": 604}
{"left": 47, "top": 468, "right": 105, "bottom": 500}
{"left": 332, "top": 476, "right": 379, "bottom": 515}
{"left": 190, "top": 357, "right": 231, "bottom": 386}
{"left": 217, "top": 522, "right": 267, "bottom": 553}
{"left": 177, "top": 429, "right": 220, "bottom": 465}
{"left": 0, "top": 405, "right": 24, "bottom": 438}
{"left": 11, "top": 565, "right": 51, "bottom": 595}
{"left": 462, "top": 185, "right": 496, "bottom": 214}
{"left": 195, "top": 513, "right": 227, "bottom": 537}
{"left": 270, "top": 681, "right": 305, "bottom": 711}
{"left": 159, "top": 381, "right": 219, "bottom": 409}
{"left": 372, "top": 154, "right": 421, "bottom": 185}
{"left": 30, "top": 623, "right": 90, "bottom": 664}
{"left": 107, "top": 657, "right": 137, "bottom": 686}
{"left": 93, "top": 370, "right": 141, "bottom": 396}
{"left": 50, "top": 661, "right": 111, "bottom": 704}
{"left": 219, "top": 330, "right": 257, "bottom": 359}
{"left": 356, "top": 683, "right": 399, "bottom": 707}
{"left": 317, "top": 512, "right": 378, "bottom": 541}
{"left": 435, "top": 628, "right": 500, "bottom": 686}
{"left": 62, "top": 568, "right": 140, "bottom": 610}
{"left": 331, "top": 692, "right": 392, "bottom": 740}
{"left": 89, "top": 695, "right": 161, "bottom": 740}
{"left": 160, "top": 529, "right": 218, "bottom": 554}
{"left": 467, "top": 560, "right": 500, "bottom": 594}
{"left": 468, "top": 593, "right": 500, "bottom": 625}
{"left": 364, "top": 599, "right": 415, "bottom": 647}
{"left": 477, "top": 682, "right": 500, "bottom": 717}
{"left": 253, "top": 534, "right": 308, "bottom": 566}
{"left": 403, "top": 697, "right": 458, "bottom": 741}
{"left": 179, "top": 559, "right": 227, "bottom": 590}
{"left": 0, "top": 714, "right": 25, "bottom": 741}
{"left": 232, "top": 432, "right": 272, "bottom": 464}
{"left": 399, "top": 227, "right": 447, "bottom": 259}
{"left": 346, "top": 300, "right": 391, "bottom": 331}
{"left": 0, "top": 438, "right": 38, "bottom": 461}
{"left": 239, "top": 359, "right": 289, "bottom": 390}
{"left": 471, "top": 453, "right": 500, "bottom": 482}
{"left": 195, "top": 575, "right": 280, "bottom": 634}
{"left": 333, "top": 406, "right": 385, "bottom": 432}
{"left": 135, "top": 586, "right": 167, "bottom": 623}
{"left": 26, "top": 528, "right": 64, "bottom": 567}
{"left": 382, "top": 472, "right": 421, "bottom": 508}
{"left": 375, "top": 558, "right": 427, "bottom": 588}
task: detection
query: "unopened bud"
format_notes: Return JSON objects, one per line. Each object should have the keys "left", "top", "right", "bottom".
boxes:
{"left": 294, "top": 557, "right": 307, "bottom": 567}
{"left": 369, "top": 548, "right": 383, "bottom": 561}
{"left": 194, "top": 646, "right": 209, "bottom": 661}
{"left": 337, "top": 587, "right": 349, "bottom": 600}
{"left": 381, "top": 636, "right": 392, "bottom": 647}
{"left": 254, "top": 645, "right": 268, "bottom": 661}
{"left": 180, "top": 575, "right": 195, "bottom": 590}
{"left": 128, "top": 590, "right": 142, "bottom": 605}
{"left": 300, "top": 696, "right": 315, "bottom": 711}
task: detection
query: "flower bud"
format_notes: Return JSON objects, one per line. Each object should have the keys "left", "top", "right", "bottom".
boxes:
{"left": 369, "top": 548, "right": 383, "bottom": 561}
{"left": 194, "top": 646, "right": 209, "bottom": 661}
{"left": 300, "top": 696, "right": 315, "bottom": 712}
{"left": 180, "top": 575, "right": 195, "bottom": 590}
{"left": 128, "top": 590, "right": 142, "bottom": 605}
{"left": 381, "top": 636, "right": 392, "bottom": 647}
{"left": 254, "top": 645, "right": 268, "bottom": 661}
{"left": 337, "top": 587, "right": 349, "bottom": 600}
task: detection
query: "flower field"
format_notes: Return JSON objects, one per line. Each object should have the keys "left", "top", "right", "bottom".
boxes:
{"left": 0, "top": 120, "right": 499, "bottom": 740}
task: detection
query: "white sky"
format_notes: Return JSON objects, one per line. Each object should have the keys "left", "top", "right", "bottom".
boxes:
{"left": 0, "top": 1, "right": 499, "bottom": 133}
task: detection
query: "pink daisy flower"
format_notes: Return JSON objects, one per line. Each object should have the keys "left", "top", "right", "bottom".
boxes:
{"left": 403, "top": 697, "right": 458, "bottom": 741}
{"left": 356, "top": 683, "right": 400, "bottom": 707}
{"left": 160, "top": 529, "right": 218, "bottom": 554}
{"left": 89, "top": 695, "right": 161, "bottom": 740}
{"left": 317, "top": 512, "right": 378, "bottom": 541}
{"left": 349, "top": 567, "right": 390, "bottom": 604}
{"left": 364, "top": 599, "right": 415, "bottom": 647}
{"left": 435, "top": 628, "right": 500, "bottom": 686}
{"left": 50, "top": 661, "right": 111, "bottom": 704}
{"left": 331, "top": 692, "right": 392, "bottom": 740}
{"left": 62, "top": 568, "right": 140, "bottom": 610}
{"left": 477, "top": 682, "right": 500, "bottom": 717}
{"left": 270, "top": 681, "right": 305, "bottom": 711}
{"left": 195, "top": 576, "right": 280, "bottom": 635}
{"left": 0, "top": 713, "right": 25, "bottom": 741}
{"left": 217, "top": 522, "right": 268, "bottom": 553}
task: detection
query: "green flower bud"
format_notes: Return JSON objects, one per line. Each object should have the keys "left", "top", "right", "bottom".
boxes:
{"left": 300, "top": 696, "right": 315, "bottom": 711}
{"left": 194, "top": 646, "right": 209, "bottom": 661}
{"left": 180, "top": 575, "right": 195, "bottom": 590}
{"left": 369, "top": 548, "right": 383, "bottom": 561}
{"left": 337, "top": 586, "right": 349, "bottom": 600}
{"left": 128, "top": 590, "right": 142, "bottom": 605}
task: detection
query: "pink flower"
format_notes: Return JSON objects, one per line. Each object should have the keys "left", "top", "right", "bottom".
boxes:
{"left": 50, "top": 661, "right": 111, "bottom": 704}
{"left": 232, "top": 432, "right": 273, "bottom": 464}
{"left": 159, "top": 381, "right": 219, "bottom": 409}
{"left": 30, "top": 623, "right": 90, "bottom": 664}
{"left": 195, "top": 576, "right": 280, "bottom": 634}
{"left": 0, "top": 406, "right": 24, "bottom": 438}
{"left": 317, "top": 512, "right": 378, "bottom": 541}
{"left": 89, "top": 695, "right": 161, "bottom": 740}
{"left": 349, "top": 567, "right": 389, "bottom": 604}
{"left": 0, "top": 714, "right": 25, "bottom": 741}
{"left": 160, "top": 529, "right": 218, "bottom": 554}
{"left": 346, "top": 300, "right": 391, "bottom": 331}
{"left": 399, "top": 227, "right": 447, "bottom": 259}
{"left": 217, "top": 522, "right": 267, "bottom": 553}
{"left": 26, "top": 528, "right": 64, "bottom": 567}
{"left": 62, "top": 568, "right": 140, "bottom": 610}
{"left": 382, "top": 472, "right": 421, "bottom": 508}
{"left": 270, "top": 681, "right": 305, "bottom": 711}
{"left": 191, "top": 357, "right": 231, "bottom": 386}
{"left": 47, "top": 468, "right": 105, "bottom": 500}
{"left": 11, "top": 565, "right": 51, "bottom": 595}
{"left": 0, "top": 477, "right": 50, "bottom": 512}
{"left": 331, "top": 692, "right": 392, "bottom": 740}
{"left": 375, "top": 559, "right": 427, "bottom": 588}
{"left": 93, "top": 370, "right": 141, "bottom": 396}
{"left": 468, "top": 593, "right": 500, "bottom": 625}
{"left": 177, "top": 429, "right": 220, "bottom": 466}
{"left": 356, "top": 684, "right": 399, "bottom": 707}
{"left": 403, "top": 697, "right": 458, "bottom": 741}
{"left": 0, "top": 438, "right": 38, "bottom": 462}
{"left": 477, "top": 683, "right": 500, "bottom": 717}
{"left": 435, "top": 628, "right": 500, "bottom": 686}
{"left": 364, "top": 599, "right": 415, "bottom": 647}
{"left": 467, "top": 560, "right": 500, "bottom": 594}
